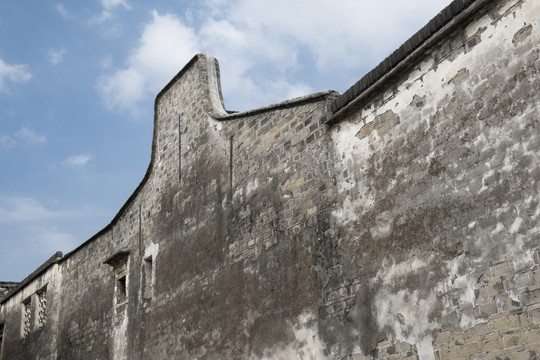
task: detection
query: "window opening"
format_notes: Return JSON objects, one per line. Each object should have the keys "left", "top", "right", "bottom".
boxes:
{"left": 104, "top": 251, "right": 130, "bottom": 309}
{"left": 36, "top": 286, "right": 47, "bottom": 329}
{"left": 116, "top": 276, "right": 127, "bottom": 305}
{"left": 0, "top": 322, "right": 4, "bottom": 359}
{"left": 22, "top": 298, "right": 31, "bottom": 338}
{"left": 143, "top": 256, "right": 153, "bottom": 299}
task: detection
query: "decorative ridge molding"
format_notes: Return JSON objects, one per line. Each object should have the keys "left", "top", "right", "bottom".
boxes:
{"left": 200, "top": 52, "right": 338, "bottom": 120}
{"left": 214, "top": 91, "right": 339, "bottom": 121}
{"left": 203, "top": 52, "right": 229, "bottom": 118}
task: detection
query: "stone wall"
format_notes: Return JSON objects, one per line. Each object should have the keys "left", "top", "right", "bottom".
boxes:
{"left": 0, "top": 0, "right": 539, "bottom": 358}
{"left": 0, "top": 283, "right": 18, "bottom": 302}
{"left": 0, "top": 258, "right": 62, "bottom": 359}
{"left": 329, "top": 0, "right": 540, "bottom": 358}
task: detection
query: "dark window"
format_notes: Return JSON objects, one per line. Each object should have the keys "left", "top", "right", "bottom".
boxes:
{"left": 143, "top": 256, "right": 153, "bottom": 299}
{"left": 103, "top": 251, "right": 130, "bottom": 309}
{"left": 116, "top": 275, "right": 127, "bottom": 305}
{"left": 0, "top": 322, "right": 4, "bottom": 359}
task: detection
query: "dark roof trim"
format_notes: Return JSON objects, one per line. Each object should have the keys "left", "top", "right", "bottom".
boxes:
{"left": 1, "top": 252, "right": 62, "bottom": 304}
{"left": 215, "top": 91, "right": 339, "bottom": 121}
{"left": 202, "top": 52, "right": 338, "bottom": 120}
{"left": 329, "top": 0, "right": 490, "bottom": 123}
{"left": 103, "top": 251, "right": 130, "bottom": 267}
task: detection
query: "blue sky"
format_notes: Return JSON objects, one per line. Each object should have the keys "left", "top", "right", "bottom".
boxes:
{"left": 0, "top": 0, "right": 452, "bottom": 281}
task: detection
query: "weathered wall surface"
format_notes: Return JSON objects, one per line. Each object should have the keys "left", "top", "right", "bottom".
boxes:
{"left": 329, "top": 0, "right": 540, "bottom": 358}
{"left": 0, "top": 0, "right": 539, "bottom": 359}
{"left": 0, "top": 283, "right": 17, "bottom": 302}
{"left": 0, "top": 256, "right": 63, "bottom": 359}
{"left": 136, "top": 60, "right": 338, "bottom": 358}
{"left": 0, "top": 53, "right": 338, "bottom": 359}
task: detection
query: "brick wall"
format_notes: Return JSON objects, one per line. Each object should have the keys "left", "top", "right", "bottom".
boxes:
{"left": 0, "top": 0, "right": 538, "bottom": 358}
{"left": 330, "top": 0, "right": 540, "bottom": 357}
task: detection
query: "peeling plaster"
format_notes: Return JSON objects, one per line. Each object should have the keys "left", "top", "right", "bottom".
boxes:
{"left": 328, "top": 1, "right": 540, "bottom": 357}
{"left": 254, "top": 312, "right": 326, "bottom": 360}
{"left": 113, "top": 309, "right": 128, "bottom": 360}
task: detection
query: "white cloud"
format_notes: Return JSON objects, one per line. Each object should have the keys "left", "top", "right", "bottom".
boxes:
{"left": 101, "top": 0, "right": 130, "bottom": 11}
{"left": 93, "top": 0, "right": 131, "bottom": 23}
{"left": 0, "top": 196, "right": 87, "bottom": 267}
{"left": 97, "top": 11, "right": 199, "bottom": 112}
{"left": 0, "top": 58, "right": 32, "bottom": 91}
{"left": 37, "top": 228, "right": 79, "bottom": 254}
{"left": 0, "top": 134, "right": 17, "bottom": 148}
{"left": 0, "top": 196, "right": 76, "bottom": 223}
{"left": 55, "top": 4, "right": 73, "bottom": 20}
{"left": 97, "top": 0, "right": 453, "bottom": 112}
{"left": 224, "top": 77, "right": 313, "bottom": 111}
{"left": 93, "top": 11, "right": 114, "bottom": 23}
{"left": 15, "top": 127, "right": 47, "bottom": 144}
{"left": 62, "top": 153, "right": 93, "bottom": 167}
{"left": 0, "top": 128, "right": 46, "bottom": 148}
{"left": 101, "top": 55, "right": 113, "bottom": 69}
{"left": 48, "top": 47, "right": 66, "bottom": 65}
{"left": 0, "top": 194, "right": 112, "bottom": 280}
{"left": 205, "top": 0, "right": 453, "bottom": 70}
{"left": 273, "top": 80, "right": 313, "bottom": 100}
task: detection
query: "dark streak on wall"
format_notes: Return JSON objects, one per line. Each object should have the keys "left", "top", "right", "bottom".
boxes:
{"left": 1, "top": 0, "right": 539, "bottom": 358}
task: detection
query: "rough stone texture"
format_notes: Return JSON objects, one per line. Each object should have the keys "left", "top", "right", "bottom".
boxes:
{"left": 329, "top": 0, "right": 540, "bottom": 357}
{"left": 0, "top": 0, "right": 539, "bottom": 358}
{"left": 0, "top": 283, "right": 18, "bottom": 302}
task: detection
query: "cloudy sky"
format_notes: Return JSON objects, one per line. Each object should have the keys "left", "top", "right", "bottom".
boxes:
{"left": 0, "top": 0, "right": 452, "bottom": 281}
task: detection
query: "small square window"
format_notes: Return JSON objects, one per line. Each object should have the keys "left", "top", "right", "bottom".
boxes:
{"left": 104, "top": 250, "right": 130, "bottom": 309}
